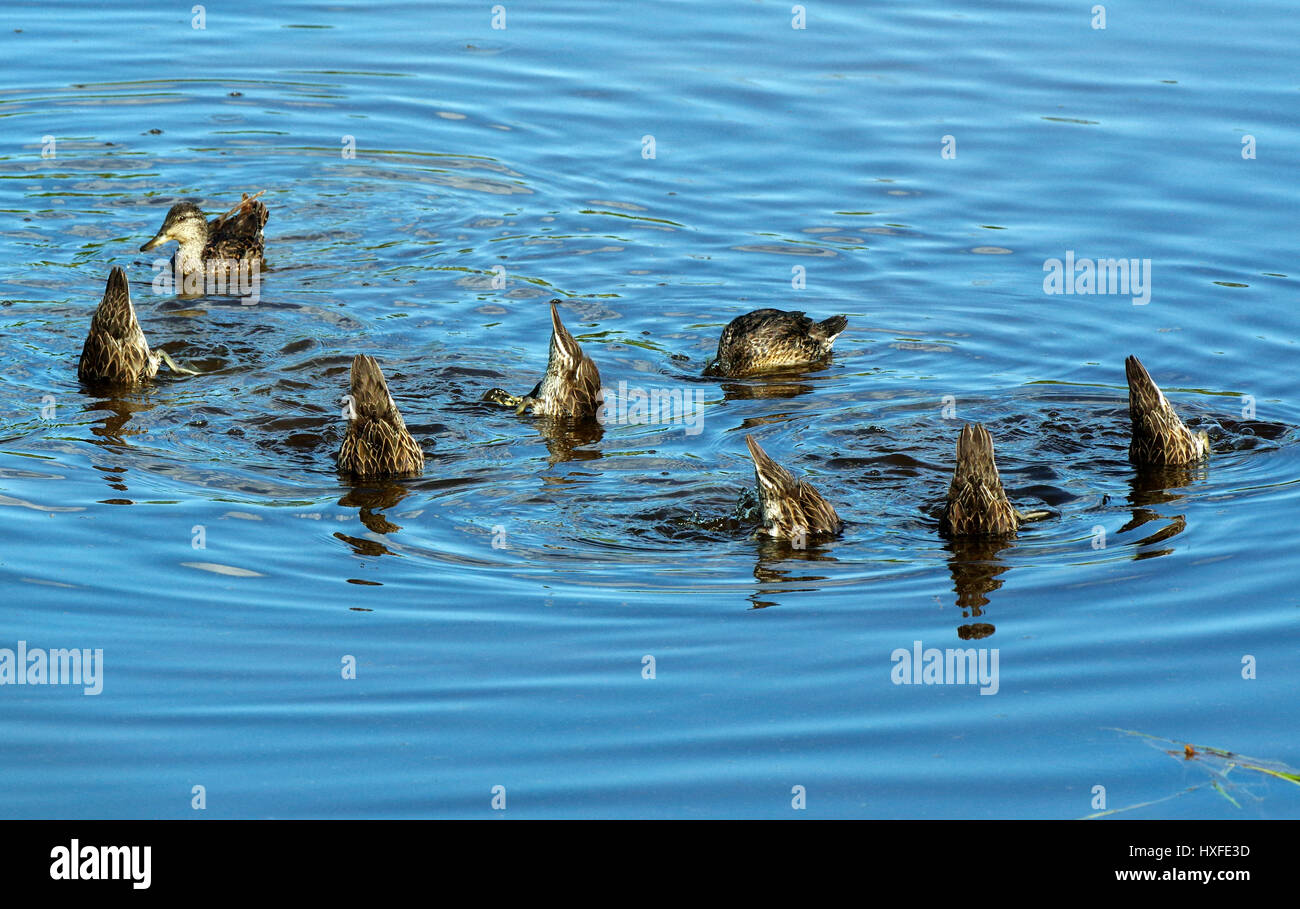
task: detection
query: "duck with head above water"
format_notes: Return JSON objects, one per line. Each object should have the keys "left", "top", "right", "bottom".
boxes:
{"left": 1125, "top": 355, "right": 1210, "bottom": 466}
{"left": 940, "top": 423, "right": 1049, "bottom": 537}
{"left": 78, "top": 266, "right": 192, "bottom": 386}
{"left": 139, "top": 192, "right": 268, "bottom": 280}
{"left": 337, "top": 354, "right": 425, "bottom": 480}
{"left": 704, "top": 309, "right": 847, "bottom": 377}
{"left": 744, "top": 434, "right": 842, "bottom": 541}
{"left": 482, "top": 299, "right": 602, "bottom": 420}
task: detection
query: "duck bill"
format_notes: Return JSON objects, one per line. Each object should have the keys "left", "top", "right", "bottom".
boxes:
{"left": 139, "top": 230, "right": 170, "bottom": 252}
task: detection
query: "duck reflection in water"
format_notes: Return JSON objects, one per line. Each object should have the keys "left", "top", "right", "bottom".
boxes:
{"left": 1120, "top": 462, "right": 1205, "bottom": 559}
{"left": 943, "top": 535, "right": 1015, "bottom": 640}
{"left": 532, "top": 414, "right": 604, "bottom": 467}
{"left": 749, "top": 536, "right": 839, "bottom": 609}
{"left": 79, "top": 393, "right": 165, "bottom": 502}
{"left": 717, "top": 375, "right": 817, "bottom": 402}
{"left": 81, "top": 395, "right": 154, "bottom": 446}
{"left": 334, "top": 483, "right": 413, "bottom": 557}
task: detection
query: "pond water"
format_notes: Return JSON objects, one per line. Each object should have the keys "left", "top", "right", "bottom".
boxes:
{"left": 1, "top": 0, "right": 1297, "bottom": 818}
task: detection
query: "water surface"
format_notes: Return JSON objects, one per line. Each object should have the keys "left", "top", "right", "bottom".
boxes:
{"left": 0, "top": 0, "right": 1297, "bottom": 818}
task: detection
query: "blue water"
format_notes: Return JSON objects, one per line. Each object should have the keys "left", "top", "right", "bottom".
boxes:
{"left": 0, "top": 0, "right": 1297, "bottom": 818}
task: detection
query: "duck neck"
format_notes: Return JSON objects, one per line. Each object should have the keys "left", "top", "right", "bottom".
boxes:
{"left": 173, "top": 238, "right": 207, "bottom": 277}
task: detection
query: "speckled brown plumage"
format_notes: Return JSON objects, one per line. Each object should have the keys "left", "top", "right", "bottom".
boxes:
{"left": 940, "top": 424, "right": 1021, "bottom": 537}
{"left": 78, "top": 267, "right": 161, "bottom": 386}
{"left": 337, "top": 354, "right": 425, "bottom": 480}
{"left": 485, "top": 300, "right": 602, "bottom": 420}
{"left": 140, "top": 194, "right": 268, "bottom": 276}
{"left": 745, "top": 434, "right": 842, "bottom": 541}
{"left": 705, "top": 309, "right": 847, "bottom": 377}
{"left": 1125, "top": 355, "right": 1209, "bottom": 466}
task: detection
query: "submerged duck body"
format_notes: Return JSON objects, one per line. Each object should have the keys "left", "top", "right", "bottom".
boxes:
{"left": 139, "top": 193, "right": 268, "bottom": 277}
{"left": 705, "top": 309, "right": 847, "bottom": 377}
{"left": 940, "top": 423, "right": 1031, "bottom": 537}
{"left": 484, "top": 300, "right": 602, "bottom": 420}
{"left": 1125, "top": 355, "right": 1210, "bottom": 466}
{"left": 745, "top": 434, "right": 842, "bottom": 540}
{"left": 78, "top": 267, "right": 161, "bottom": 386}
{"left": 337, "top": 354, "right": 425, "bottom": 480}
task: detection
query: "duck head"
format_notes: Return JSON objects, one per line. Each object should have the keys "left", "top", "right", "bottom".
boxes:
{"left": 140, "top": 201, "right": 208, "bottom": 253}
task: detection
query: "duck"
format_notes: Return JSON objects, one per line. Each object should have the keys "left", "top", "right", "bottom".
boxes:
{"left": 482, "top": 300, "right": 602, "bottom": 420}
{"left": 704, "top": 309, "right": 847, "bottom": 377}
{"left": 745, "top": 434, "right": 842, "bottom": 541}
{"left": 78, "top": 267, "right": 191, "bottom": 385}
{"left": 337, "top": 354, "right": 425, "bottom": 480}
{"left": 1125, "top": 355, "right": 1210, "bottom": 466}
{"left": 139, "top": 191, "right": 268, "bottom": 279}
{"left": 940, "top": 423, "right": 1047, "bottom": 537}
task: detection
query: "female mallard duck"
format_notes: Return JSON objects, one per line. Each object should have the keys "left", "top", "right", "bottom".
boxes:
{"left": 337, "top": 354, "right": 425, "bottom": 480}
{"left": 482, "top": 300, "right": 602, "bottom": 420}
{"left": 139, "top": 192, "right": 268, "bottom": 278}
{"left": 1125, "top": 355, "right": 1210, "bottom": 466}
{"left": 940, "top": 424, "right": 1047, "bottom": 537}
{"left": 705, "top": 309, "right": 847, "bottom": 377}
{"left": 745, "top": 434, "right": 842, "bottom": 540}
{"left": 78, "top": 267, "right": 190, "bottom": 385}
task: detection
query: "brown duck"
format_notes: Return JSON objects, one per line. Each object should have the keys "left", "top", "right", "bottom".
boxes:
{"left": 483, "top": 300, "right": 602, "bottom": 419}
{"left": 78, "top": 267, "right": 191, "bottom": 385}
{"left": 1125, "top": 355, "right": 1209, "bottom": 466}
{"left": 705, "top": 309, "right": 847, "bottom": 377}
{"left": 140, "top": 192, "right": 268, "bottom": 278}
{"left": 337, "top": 354, "right": 425, "bottom": 480}
{"left": 940, "top": 424, "right": 1047, "bottom": 537}
{"left": 745, "top": 434, "right": 842, "bottom": 541}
